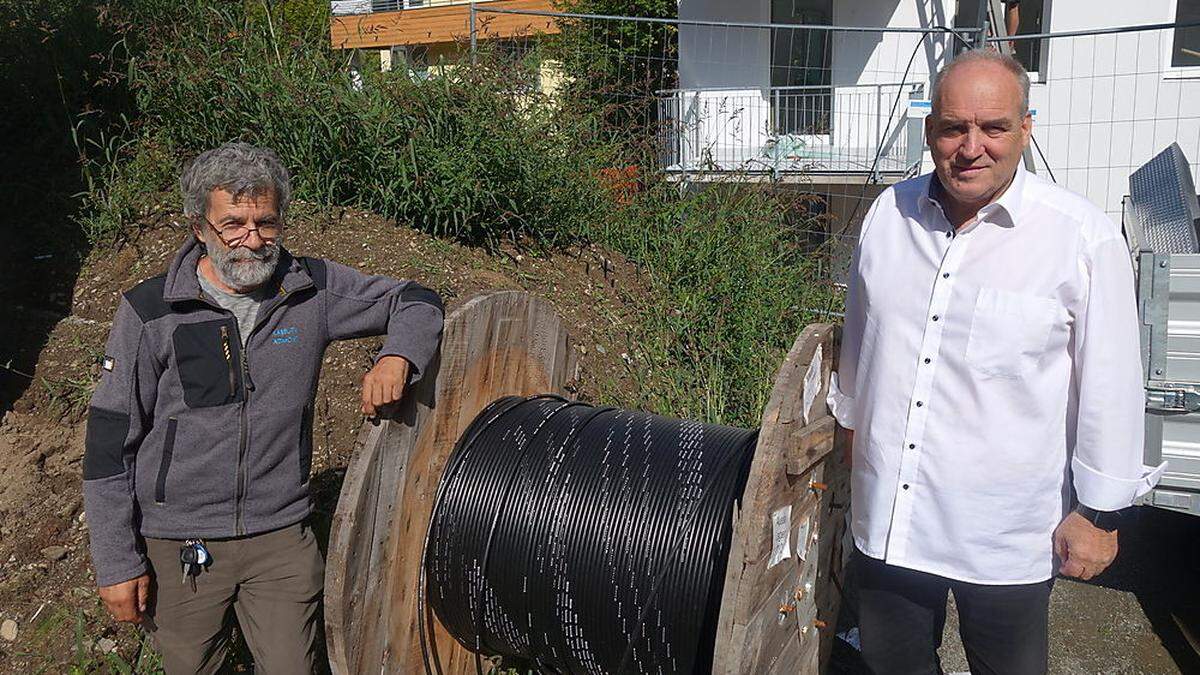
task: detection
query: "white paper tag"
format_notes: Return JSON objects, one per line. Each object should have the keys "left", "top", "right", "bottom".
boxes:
{"left": 769, "top": 505, "right": 792, "bottom": 568}
{"left": 796, "top": 517, "right": 812, "bottom": 561}
{"left": 802, "top": 344, "right": 823, "bottom": 425}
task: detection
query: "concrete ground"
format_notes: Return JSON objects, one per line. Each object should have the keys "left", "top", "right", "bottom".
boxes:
{"left": 832, "top": 506, "right": 1200, "bottom": 674}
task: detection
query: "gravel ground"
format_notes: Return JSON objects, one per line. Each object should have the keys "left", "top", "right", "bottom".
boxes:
{"left": 833, "top": 505, "right": 1200, "bottom": 674}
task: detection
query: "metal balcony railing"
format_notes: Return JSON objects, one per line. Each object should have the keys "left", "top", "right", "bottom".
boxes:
{"left": 657, "top": 82, "right": 925, "bottom": 178}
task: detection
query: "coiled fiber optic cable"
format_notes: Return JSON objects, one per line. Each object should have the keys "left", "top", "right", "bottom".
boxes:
{"left": 422, "top": 396, "right": 758, "bottom": 674}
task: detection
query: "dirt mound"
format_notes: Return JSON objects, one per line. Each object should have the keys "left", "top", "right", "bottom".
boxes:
{"left": 0, "top": 203, "right": 648, "bottom": 671}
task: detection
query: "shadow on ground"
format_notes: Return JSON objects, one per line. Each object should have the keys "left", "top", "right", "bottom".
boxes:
{"left": 1098, "top": 506, "right": 1200, "bottom": 673}
{"left": 0, "top": 2, "right": 129, "bottom": 414}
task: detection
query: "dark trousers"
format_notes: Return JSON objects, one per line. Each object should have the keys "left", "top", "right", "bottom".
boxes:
{"left": 853, "top": 548, "right": 1053, "bottom": 675}
{"left": 143, "top": 522, "right": 325, "bottom": 674}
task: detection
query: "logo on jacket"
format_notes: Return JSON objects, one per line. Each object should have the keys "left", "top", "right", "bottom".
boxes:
{"left": 272, "top": 327, "right": 299, "bottom": 345}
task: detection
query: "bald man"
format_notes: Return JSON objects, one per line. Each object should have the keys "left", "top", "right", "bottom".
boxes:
{"left": 828, "top": 49, "right": 1163, "bottom": 674}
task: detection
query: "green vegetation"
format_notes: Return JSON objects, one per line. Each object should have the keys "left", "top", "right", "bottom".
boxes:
{"left": 602, "top": 185, "right": 837, "bottom": 425}
{"left": 71, "top": 1, "right": 607, "bottom": 248}
{"left": 21, "top": 607, "right": 160, "bottom": 674}
{"left": 551, "top": 0, "right": 680, "bottom": 150}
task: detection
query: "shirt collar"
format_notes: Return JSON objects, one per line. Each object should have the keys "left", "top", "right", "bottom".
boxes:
{"left": 923, "top": 162, "right": 1027, "bottom": 228}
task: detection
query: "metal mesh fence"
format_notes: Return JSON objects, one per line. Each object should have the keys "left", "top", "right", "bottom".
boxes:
{"left": 467, "top": 8, "right": 983, "bottom": 285}
{"left": 469, "top": 8, "right": 1200, "bottom": 234}
{"left": 477, "top": 11, "right": 968, "bottom": 181}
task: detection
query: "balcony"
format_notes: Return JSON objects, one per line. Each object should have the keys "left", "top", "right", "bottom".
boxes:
{"left": 658, "top": 83, "right": 926, "bottom": 181}
{"left": 330, "top": 0, "right": 557, "bottom": 50}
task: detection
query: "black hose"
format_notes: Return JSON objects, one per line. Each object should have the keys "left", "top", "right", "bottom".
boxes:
{"left": 423, "top": 396, "right": 758, "bottom": 674}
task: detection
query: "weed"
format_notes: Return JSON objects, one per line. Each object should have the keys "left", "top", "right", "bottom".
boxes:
{"left": 19, "top": 606, "right": 162, "bottom": 674}
{"left": 73, "top": 123, "right": 177, "bottom": 243}
{"left": 40, "top": 374, "right": 95, "bottom": 418}
{"left": 589, "top": 182, "right": 838, "bottom": 427}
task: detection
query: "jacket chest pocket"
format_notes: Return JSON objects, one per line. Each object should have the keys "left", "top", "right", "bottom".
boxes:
{"left": 965, "top": 287, "right": 1058, "bottom": 379}
{"left": 173, "top": 319, "right": 244, "bottom": 408}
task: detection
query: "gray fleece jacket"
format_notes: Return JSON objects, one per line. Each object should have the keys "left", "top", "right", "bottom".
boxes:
{"left": 83, "top": 237, "right": 444, "bottom": 586}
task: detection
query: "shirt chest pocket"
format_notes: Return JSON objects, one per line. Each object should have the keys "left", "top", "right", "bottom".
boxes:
{"left": 965, "top": 287, "right": 1058, "bottom": 379}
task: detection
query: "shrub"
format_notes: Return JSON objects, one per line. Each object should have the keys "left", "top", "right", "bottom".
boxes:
{"left": 78, "top": 2, "right": 611, "bottom": 248}
{"left": 595, "top": 183, "right": 837, "bottom": 427}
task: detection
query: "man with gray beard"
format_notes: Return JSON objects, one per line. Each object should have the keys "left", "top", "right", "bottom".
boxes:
{"left": 82, "top": 142, "right": 444, "bottom": 673}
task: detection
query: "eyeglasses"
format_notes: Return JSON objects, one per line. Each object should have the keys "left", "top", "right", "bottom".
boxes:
{"left": 202, "top": 215, "right": 282, "bottom": 248}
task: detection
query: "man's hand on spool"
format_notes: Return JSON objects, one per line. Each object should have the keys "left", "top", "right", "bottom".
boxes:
{"left": 99, "top": 573, "right": 152, "bottom": 623}
{"left": 1052, "top": 511, "right": 1118, "bottom": 581}
{"left": 362, "top": 355, "right": 411, "bottom": 417}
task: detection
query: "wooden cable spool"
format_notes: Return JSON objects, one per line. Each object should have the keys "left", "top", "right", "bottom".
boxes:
{"left": 324, "top": 290, "right": 849, "bottom": 674}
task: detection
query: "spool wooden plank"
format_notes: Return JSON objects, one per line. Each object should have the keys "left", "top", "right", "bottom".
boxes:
{"left": 324, "top": 291, "right": 578, "bottom": 674}
{"left": 711, "top": 323, "right": 851, "bottom": 674}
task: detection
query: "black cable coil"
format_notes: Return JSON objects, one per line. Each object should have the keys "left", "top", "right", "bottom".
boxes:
{"left": 422, "top": 395, "right": 758, "bottom": 675}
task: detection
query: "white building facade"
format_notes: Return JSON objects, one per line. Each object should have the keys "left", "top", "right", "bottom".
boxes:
{"left": 670, "top": 0, "right": 1200, "bottom": 219}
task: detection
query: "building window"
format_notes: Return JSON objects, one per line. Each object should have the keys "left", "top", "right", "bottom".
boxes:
{"left": 1172, "top": 0, "right": 1200, "bottom": 67}
{"left": 771, "top": 0, "right": 834, "bottom": 135}
{"left": 1005, "top": 0, "right": 1046, "bottom": 74}
{"left": 953, "top": 0, "right": 1047, "bottom": 74}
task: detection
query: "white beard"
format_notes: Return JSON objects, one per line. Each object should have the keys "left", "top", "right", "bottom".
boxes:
{"left": 203, "top": 231, "right": 281, "bottom": 292}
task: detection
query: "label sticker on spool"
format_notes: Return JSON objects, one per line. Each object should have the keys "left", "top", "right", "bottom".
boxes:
{"left": 796, "top": 517, "right": 812, "bottom": 561}
{"left": 769, "top": 505, "right": 792, "bottom": 567}
{"left": 802, "top": 344, "right": 823, "bottom": 425}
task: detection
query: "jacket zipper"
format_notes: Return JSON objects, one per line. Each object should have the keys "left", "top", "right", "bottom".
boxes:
{"left": 234, "top": 322, "right": 253, "bottom": 536}
{"left": 219, "top": 325, "right": 237, "bottom": 399}
{"left": 225, "top": 288, "right": 302, "bottom": 536}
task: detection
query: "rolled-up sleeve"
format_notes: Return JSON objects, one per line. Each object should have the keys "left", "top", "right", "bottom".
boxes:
{"left": 1071, "top": 233, "right": 1166, "bottom": 510}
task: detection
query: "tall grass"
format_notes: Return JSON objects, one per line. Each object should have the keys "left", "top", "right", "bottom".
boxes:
{"left": 591, "top": 184, "right": 838, "bottom": 426}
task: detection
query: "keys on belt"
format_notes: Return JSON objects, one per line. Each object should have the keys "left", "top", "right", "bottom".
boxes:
{"left": 180, "top": 539, "right": 211, "bottom": 592}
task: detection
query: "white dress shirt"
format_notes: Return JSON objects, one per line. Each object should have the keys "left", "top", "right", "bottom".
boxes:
{"left": 828, "top": 164, "right": 1166, "bottom": 584}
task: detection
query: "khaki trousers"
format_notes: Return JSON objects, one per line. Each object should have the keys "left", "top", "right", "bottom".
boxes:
{"left": 143, "top": 522, "right": 325, "bottom": 675}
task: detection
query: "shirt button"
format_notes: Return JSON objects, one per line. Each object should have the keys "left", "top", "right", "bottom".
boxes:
{"left": 908, "top": 443, "right": 915, "bottom": 449}
{"left": 932, "top": 315, "right": 940, "bottom": 322}
{"left": 924, "top": 358, "right": 931, "bottom": 364}
{"left": 916, "top": 401, "right": 924, "bottom": 407}
{"left": 945, "top": 231, "right": 953, "bottom": 238}
{"left": 942, "top": 273, "right": 950, "bottom": 279}
{"left": 903, "top": 484, "right": 911, "bottom": 490}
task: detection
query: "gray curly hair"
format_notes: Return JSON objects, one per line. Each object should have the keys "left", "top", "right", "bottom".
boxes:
{"left": 180, "top": 142, "right": 292, "bottom": 220}
{"left": 931, "top": 48, "right": 1030, "bottom": 115}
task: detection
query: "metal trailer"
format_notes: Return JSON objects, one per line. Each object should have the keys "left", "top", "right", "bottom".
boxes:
{"left": 1125, "top": 143, "right": 1200, "bottom": 517}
